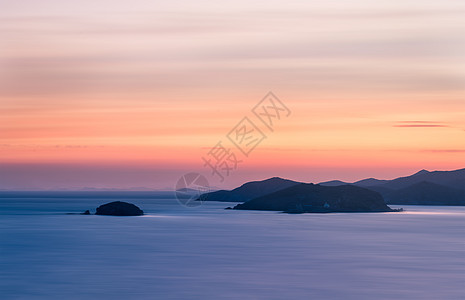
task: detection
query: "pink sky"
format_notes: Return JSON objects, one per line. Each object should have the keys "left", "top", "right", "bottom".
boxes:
{"left": 0, "top": 0, "right": 464, "bottom": 190}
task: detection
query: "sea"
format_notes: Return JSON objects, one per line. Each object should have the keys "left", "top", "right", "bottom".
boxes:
{"left": 0, "top": 192, "right": 464, "bottom": 300}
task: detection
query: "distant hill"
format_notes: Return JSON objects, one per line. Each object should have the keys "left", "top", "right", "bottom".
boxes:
{"left": 374, "top": 169, "right": 465, "bottom": 190}
{"left": 0, "top": 191, "right": 174, "bottom": 199}
{"left": 233, "top": 183, "right": 395, "bottom": 213}
{"left": 353, "top": 178, "right": 389, "bottom": 187}
{"left": 203, "top": 168, "right": 465, "bottom": 206}
{"left": 319, "top": 180, "right": 349, "bottom": 187}
{"left": 361, "top": 169, "right": 465, "bottom": 205}
{"left": 315, "top": 168, "right": 465, "bottom": 206}
{"left": 318, "top": 178, "right": 389, "bottom": 187}
{"left": 384, "top": 181, "right": 465, "bottom": 205}
{"left": 201, "top": 177, "right": 301, "bottom": 202}
{"left": 317, "top": 168, "right": 464, "bottom": 189}
{"left": 176, "top": 187, "right": 206, "bottom": 194}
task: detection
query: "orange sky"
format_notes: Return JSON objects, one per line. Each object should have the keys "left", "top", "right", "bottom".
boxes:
{"left": 0, "top": 0, "right": 464, "bottom": 189}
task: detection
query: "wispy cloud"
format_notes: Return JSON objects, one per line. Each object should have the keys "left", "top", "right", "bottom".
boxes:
{"left": 421, "top": 149, "right": 465, "bottom": 153}
{"left": 394, "top": 121, "right": 449, "bottom": 128}
{"left": 394, "top": 125, "right": 449, "bottom": 128}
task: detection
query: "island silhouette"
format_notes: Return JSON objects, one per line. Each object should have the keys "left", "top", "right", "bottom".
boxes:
{"left": 200, "top": 168, "right": 465, "bottom": 212}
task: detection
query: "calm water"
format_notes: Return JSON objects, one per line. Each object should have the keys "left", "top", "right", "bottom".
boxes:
{"left": 0, "top": 193, "right": 464, "bottom": 299}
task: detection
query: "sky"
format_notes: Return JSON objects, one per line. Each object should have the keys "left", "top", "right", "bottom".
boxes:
{"left": 0, "top": 0, "right": 464, "bottom": 190}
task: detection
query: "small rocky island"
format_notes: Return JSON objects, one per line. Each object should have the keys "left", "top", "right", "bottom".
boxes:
{"left": 233, "top": 183, "right": 397, "bottom": 213}
{"left": 95, "top": 201, "right": 144, "bottom": 216}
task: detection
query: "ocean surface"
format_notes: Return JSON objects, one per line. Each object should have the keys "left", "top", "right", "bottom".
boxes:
{"left": 0, "top": 192, "right": 464, "bottom": 299}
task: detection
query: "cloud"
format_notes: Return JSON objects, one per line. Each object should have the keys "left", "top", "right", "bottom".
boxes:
{"left": 421, "top": 149, "right": 465, "bottom": 153}
{"left": 394, "top": 125, "right": 448, "bottom": 128}
{"left": 394, "top": 121, "right": 449, "bottom": 128}
{"left": 1, "top": 1, "right": 465, "bottom": 97}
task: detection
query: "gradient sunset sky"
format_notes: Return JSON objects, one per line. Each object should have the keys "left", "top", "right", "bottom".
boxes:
{"left": 1, "top": 0, "right": 464, "bottom": 190}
